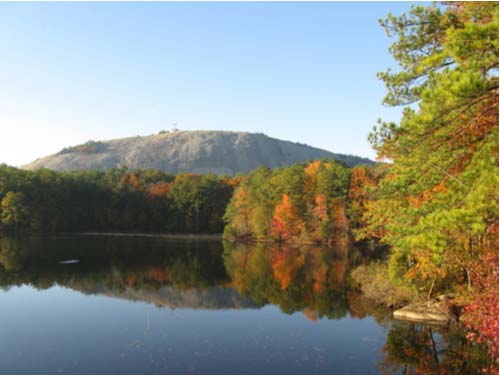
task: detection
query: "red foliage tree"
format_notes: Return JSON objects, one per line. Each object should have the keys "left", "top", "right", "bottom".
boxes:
{"left": 462, "top": 249, "right": 499, "bottom": 374}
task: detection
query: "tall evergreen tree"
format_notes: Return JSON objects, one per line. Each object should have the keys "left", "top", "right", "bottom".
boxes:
{"left": 361, "top": 3, "right": 498, "bottom": 369}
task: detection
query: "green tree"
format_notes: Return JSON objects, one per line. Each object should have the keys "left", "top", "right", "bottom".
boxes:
{"left": 362, "top": 2, "right": 498, "bottom": 296}
{"left": 1, "top": 191, "right": 30, "bottom": 231}
{"left": 362, "top": 3, "right": 498, "bottom": 367}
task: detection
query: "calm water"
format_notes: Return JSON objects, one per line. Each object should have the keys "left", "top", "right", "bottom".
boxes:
{"left": 0, "top": 235, "right": 486, "bottom": 374}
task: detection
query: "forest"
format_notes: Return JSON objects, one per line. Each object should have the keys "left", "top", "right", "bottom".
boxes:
{"left": 0, "top": 164, "right": 234, "bottom": 233}
{"left": 223, "top": 160, "right": 351, "bottom": 244}
{"left": 0, "top": 160, "right": 359, "bottom": 243}
{"left": 0, "top": 1, "right": 497, "bottom": 372}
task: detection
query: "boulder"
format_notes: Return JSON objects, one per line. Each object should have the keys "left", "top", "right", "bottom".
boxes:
{"left": 393, "top": 300, "right": 451, "bottom": 324}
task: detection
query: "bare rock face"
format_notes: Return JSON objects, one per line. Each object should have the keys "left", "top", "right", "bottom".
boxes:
{"left": 22, "top": 131, "right": 373, "bottom": 175}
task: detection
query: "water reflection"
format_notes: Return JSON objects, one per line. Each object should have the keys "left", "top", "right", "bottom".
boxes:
{"left": 0, "top": 236, "right": 256, "bottom": 309}
{"left": 0, "top": 235, "right": 489, "bottom": 374}
{"left": 380, "top": 322, "right": 490, "bottom": 375}
{"left": 223, "top": 239, "right": 368, "bottom": 320}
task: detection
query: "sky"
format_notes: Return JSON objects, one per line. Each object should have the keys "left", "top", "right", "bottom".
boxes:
{"left": 0, "top": 1, "right": 415, "bottom": 167}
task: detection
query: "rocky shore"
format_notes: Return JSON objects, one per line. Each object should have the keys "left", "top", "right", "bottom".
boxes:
{"left": 393, "top": 295, "right": 460, "bottom": 324}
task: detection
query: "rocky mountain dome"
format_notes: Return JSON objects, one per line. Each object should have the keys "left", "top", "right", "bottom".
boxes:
{"left": 23, "top": 130, "right": 373, "bottom": 175}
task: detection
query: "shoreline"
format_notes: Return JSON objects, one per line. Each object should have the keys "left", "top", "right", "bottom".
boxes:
{"left": 4, "top": 231, "right": 223, "bottom": 241}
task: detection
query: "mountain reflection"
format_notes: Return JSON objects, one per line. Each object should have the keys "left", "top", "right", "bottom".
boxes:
{"left": 0, "top": 235, "right": 377, "bottom": 317}
{"left": 0, "top": 236, "right": 239, "bottom": 308}
{"left": 0, "top": 235, "right": 490, "bottom": 374}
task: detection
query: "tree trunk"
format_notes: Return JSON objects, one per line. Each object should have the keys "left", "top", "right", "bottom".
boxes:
{"left": 427, "top": 274, "right": 437, "bottom": 300}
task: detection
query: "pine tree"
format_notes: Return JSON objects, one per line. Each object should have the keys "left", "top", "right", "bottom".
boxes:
{"left": 365, "top": 2, "right": 498, "bottom": 369}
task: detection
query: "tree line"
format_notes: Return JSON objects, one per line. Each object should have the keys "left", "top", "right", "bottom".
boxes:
{"left": 0, "top": 165, "right": 234, "bottom": 234}
{"left": 223, "top": 160, "right": 352, "bottom": 244}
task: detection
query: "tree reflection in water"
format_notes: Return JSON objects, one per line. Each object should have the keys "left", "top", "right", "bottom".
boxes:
{"left": 380, "top": 322, "right": 490, "bottom": 375}
{"left": 223, "top": 238, "right": 360, "bottom": 319}
{"left": 0, "top": 235, "right": 230, "bottom": 294}
{"left": 0, "top": 235, "right": 491, "bottom": 374}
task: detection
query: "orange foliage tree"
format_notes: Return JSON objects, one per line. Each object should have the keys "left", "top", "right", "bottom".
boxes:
{"left": 147, "top": 182, "right": 173, "bottom": 198}
{"left": 270, "top": 194, "right": 305, "bottom": 242}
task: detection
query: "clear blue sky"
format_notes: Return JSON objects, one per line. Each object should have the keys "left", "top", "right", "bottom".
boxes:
{"left": 0, "top": 1, "right": 416, "bottom": 167}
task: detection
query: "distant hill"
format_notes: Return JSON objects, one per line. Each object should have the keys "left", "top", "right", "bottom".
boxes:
{"left": 23, "top": 130, "right": 373, "bottom": 175}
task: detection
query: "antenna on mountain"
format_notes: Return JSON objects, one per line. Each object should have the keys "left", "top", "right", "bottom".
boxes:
{"left": 171, "top": 122, "right": 179, "bottom": 132}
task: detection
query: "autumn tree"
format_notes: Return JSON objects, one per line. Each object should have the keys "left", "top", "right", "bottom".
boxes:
{"left": 311, "top": 193, "right": 331, "bottom": 242}
{"left": 223, "top": 160, "right": 352, "bottom": 244}
{"left": 364, "top": 2, "right": 498, "bottom": 368}
{"left": 270, "top": 194, "right": 305, "bottom": 242}
{"left": 304, "top": 160, "right": 322, "bottom": 201}
{"left": 462, "top": 249, "right": 499, "bottom": 375}
{"left": 347, "top": 165, "right": 379, "bottom": 229}
{"left": 146, "top": 182, "right": 173, "bottom": 198}
{"left": 223, "top": 187, "right": 253, "bottom": 238}
{"left": 364, "top": 2, "right": 498, "bottom": 294}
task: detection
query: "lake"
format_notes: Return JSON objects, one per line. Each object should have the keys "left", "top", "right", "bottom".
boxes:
{"left": 0, "top": 235, "right": 487, "bottom": 374}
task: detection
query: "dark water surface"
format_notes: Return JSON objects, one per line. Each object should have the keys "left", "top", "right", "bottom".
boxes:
{"left": 0, "top": 235, "right": 486, "bottom": 374}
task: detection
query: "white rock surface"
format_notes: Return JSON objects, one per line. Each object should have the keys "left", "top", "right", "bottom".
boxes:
{"left": 23, "top": 131, "right": 373, "bottom": 175}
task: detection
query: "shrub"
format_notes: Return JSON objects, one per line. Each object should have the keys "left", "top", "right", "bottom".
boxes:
{"left": 350, "top": 261, "right": 417, "bottom": 308}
